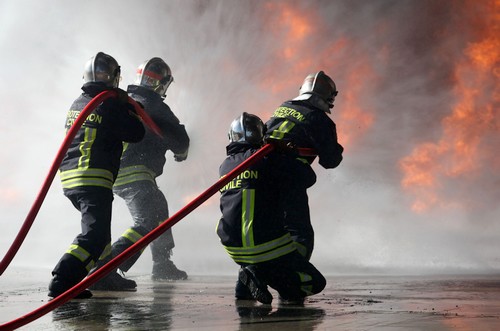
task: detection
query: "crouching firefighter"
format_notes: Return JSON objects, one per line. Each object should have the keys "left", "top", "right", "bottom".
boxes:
{"left": 265, "top": 71, "right": 344, "bottom": 261}
{"left": 217, "top": 112, "right": 326, "bottom": 304}
{"left": 48, "top": 52, "right": 145, "bottom": 299}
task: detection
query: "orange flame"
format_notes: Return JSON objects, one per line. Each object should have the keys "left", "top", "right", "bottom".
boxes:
{"left": 400, "top": 2, "right": 500, "bottom": 213}
{"left": 258, "top": 2, "right": 374, "bottom": 147}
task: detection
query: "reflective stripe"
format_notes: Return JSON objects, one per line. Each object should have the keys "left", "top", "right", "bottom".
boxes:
{"left": 121, "top": 228, "right": 143, "bottom": 244}
{"left": 78, "top": 128, "right": 97, "bottom": 168}
{"left": 297, "top": 271, "right": 312, "bottom": 282}
{"left": 86, "top": 260, "right": 95, "bottom": 272}
{"left": 270, "top": 120, "right": 295, "bottom": 140}
{"left": 97, "top": 243, "right": 112, "bottom": 261}
{"left": 241, "top": 189, "right": 255, "bottom": 247}
{"left": 224, "top": 233, "right": 296, "bottom": 264}
{"left": 297, "top": 271, "right": 314, "bottom": 295}
{"left": 60, "top": 168, "right": 114, "bottom": 190}
{"left": 296, "top": 157, "right": 310, "bottom": 164}
{"left": 114, "top": 165, "right": 156, "bottom": 187}
{"left": 301, "top": 284, "right": 314, "bottom": 295}
{"left": 294, "top": 242, "right": 308, "bottom": 257}
{"left": 66, "top": 244, "right": 90, "bottom": 262}
{"left": 65, "top": 244, "right": 96, "bottom": 272}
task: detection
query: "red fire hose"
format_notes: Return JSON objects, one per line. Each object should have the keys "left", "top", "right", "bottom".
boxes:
{"left": 0, "top": 90, "right": 161, "bottom": 276}
{"left": 0, "top": 143, "right": 275, "bottom": 331}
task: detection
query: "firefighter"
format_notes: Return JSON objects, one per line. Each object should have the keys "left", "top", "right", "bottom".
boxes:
{"left": 48, "top": 52, "right": 145, "bottom": 299}
{"left": 89, "top": 57, "right": 190, "bottom": 290}
{"left": 265, "top": 71, "right": 344, "bottom": 261}
{"left": 218, "top": 112, "right": 326, "bottom": 304}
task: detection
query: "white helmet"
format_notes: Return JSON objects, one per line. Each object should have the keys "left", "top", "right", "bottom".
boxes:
{"left": 135, "top": 57, "right": 173, "bottom": 98}
{"left": 228, "top": 112, "right": 265, "bottom": 146}
{"left": 294, "top": 71, "right": 338, "bottom": 113}
{"left": 83, "top": 52, "right": 121, "bottom": 88}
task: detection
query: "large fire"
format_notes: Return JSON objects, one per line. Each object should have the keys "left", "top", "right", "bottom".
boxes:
{"left": 259, "top": 1, "right": 498, "bottom": 215}
{"left": 400, "top": 0, "right": 500, "bottom": 213}
{"left": 259, "top": 2, "right": 374, "bottom": 147}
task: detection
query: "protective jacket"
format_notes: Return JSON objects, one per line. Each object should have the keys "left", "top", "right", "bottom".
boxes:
{"left": 59, "top": 82, "right": 145, "bottom": 190}
{"left": 217, "top": 142, "right": 296, "bottom": 264}
{"left": 114, "top": 85, "right": 190, "bottom": 186}
{"left": 265, "top": 99, "right": 343, "bottom": 169}
{"left": 265, "top": 99, "right": 343, "bottom": 260}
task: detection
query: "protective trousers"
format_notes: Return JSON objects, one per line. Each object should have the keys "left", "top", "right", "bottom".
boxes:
{"left": 52, "top": 186, "right": 113, "bottom": 287}
{"left": 283, "top": 160, "right": 317, "bottom": 261}
{"left": 111, "top": 181, "right": 174, "bottom": 272}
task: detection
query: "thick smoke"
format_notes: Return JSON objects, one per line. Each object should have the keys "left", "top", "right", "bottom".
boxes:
{"left": 0, "top": 0, "right": 498, "bottom": 275}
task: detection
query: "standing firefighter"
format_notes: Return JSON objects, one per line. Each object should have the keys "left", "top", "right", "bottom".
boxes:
{"left": 90, "top": 57, "right": 190, "bottom": 290}
{"left": 218, "top": 112, "right": 326, "bottom": 304}
{"left": 48, "top": 52, "right": 145, "bottom": 299}
{"left": 265, "top": 71, "right": 344, "bottom": 261}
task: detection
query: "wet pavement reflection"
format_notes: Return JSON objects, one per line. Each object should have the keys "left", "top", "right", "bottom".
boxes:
{"left": 1, "top": 271, "right": 500, "bottom": 330}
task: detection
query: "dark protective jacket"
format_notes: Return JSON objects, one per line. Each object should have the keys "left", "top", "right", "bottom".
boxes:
{"left": 217, "top": 142, "right": 296, "bottom": 264}
{"left": 59, "top": 82, "right": 145, "bottom": 190}
{"left": 114, "top": 85, "right": 190, "bottom": 186}
{"left": 265, "top": 99, "right": 343, "bottom": 169}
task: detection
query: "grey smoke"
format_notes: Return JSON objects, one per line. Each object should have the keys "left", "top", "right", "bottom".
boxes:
{"left": 0, "top": 0, "right": 498, "bottom": 276}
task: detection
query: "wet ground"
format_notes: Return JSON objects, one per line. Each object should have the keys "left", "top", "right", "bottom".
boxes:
{"left": 1, "top": 268, "right": 499, "bottom": 330}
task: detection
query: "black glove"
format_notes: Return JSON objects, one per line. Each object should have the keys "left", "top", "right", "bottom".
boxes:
{"left": 265, "top": 137, "right": 297, "bottom": 154}
{"left": 174, "top": 151, "right": 188, "bottom": 162}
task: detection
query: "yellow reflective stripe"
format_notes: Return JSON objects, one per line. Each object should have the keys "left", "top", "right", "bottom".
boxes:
{"left": 60, "top": 168, "right": 114, "bottom": 181}
{"left": 60, "top": 168, "right": 114, "bottom": 189}
{"left": 66, "top": 244, "right": 91, "bottom": 262}
{"left": 297, "top": 272, "right": 314, "bottom": 295}
{"left": 86, "top": 260, "right": 95, "bottom": 272}
{"left": 114, "top": 165, "right": 156, "bottom": 187}
{"left": 97, "top": 243, "right": 112, "bottom": 261}
{"left": 78, "top": 127, "right": 97, "bottom": 168}
{"left": 227, "top": 233, "right": 293, "bottom": 254}
{"left": 270, "top": 120, "right": 295, "bottom": 140}
{"left": 61, "top": 178, "right": 113, "bottom": 189}
{"left": 121, "top": 228, "right": 143, "bottom": 244}
{"left": 297, "top": 271, "right": 312, "bottom": 282}
{"left": 301, "top": 284, "right": 314, "bottom": 295}
{"left": 225, "top": 241, "right": 296, "bottom": 264}
{"left": 294, "top": 242, "right": 308, "bottom": 257}
{"left": 224, "top": 233, "right": 297, "bottom": 263}
{"left": 296, "top": 157, "right": 309, "bottom": 164}
{"left": 241, "top": 189, "right": 255, "bottom": 247}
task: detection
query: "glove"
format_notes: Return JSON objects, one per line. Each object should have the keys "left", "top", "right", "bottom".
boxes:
{"left": 174, "top": 151, "right": 188, "bottom": 162}
{"left": 265, "top": 137, "right": 296, "bottom": 153}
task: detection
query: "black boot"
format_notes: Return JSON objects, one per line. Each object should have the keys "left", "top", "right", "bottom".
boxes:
{"left": 48, "top": 254, "right": 93, "bottom": 299}
{"left": 151, "top": 248, "right": 187, "bottom": 280}
{"left": 88, "top": 271, "right": 137, "bottom": 291}
{"left": 48, "top": 274, "right": 93, "bottom": 299}
{"left": 152, "top": 252, "right": 187, "bottom": 281}
{"left": 238, "top": 266, "right": 272, "bottom": 304}
{"left": 235, "top": 278, "right": 255, "bottom": 300}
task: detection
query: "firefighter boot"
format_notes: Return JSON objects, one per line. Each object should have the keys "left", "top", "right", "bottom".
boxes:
{"left": 48, "top": 254, "right": 93, "bottom": 299}
{"left": 88, "top": 270, "right": 137, "bottom": 291}
{"left": 235, "top": 279, "right": 255, "bottom": 300}
{"left": 48, "top": 274, "right": 93, "bottom": 299}
{"left": 238, "top": 266, "right": 273, "bottom": 304}
{"left": 235, "top": 267, "right": 255, "bottom": 300}
{"left": 151, "top": 255, "right": 188, "bottom": 281}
